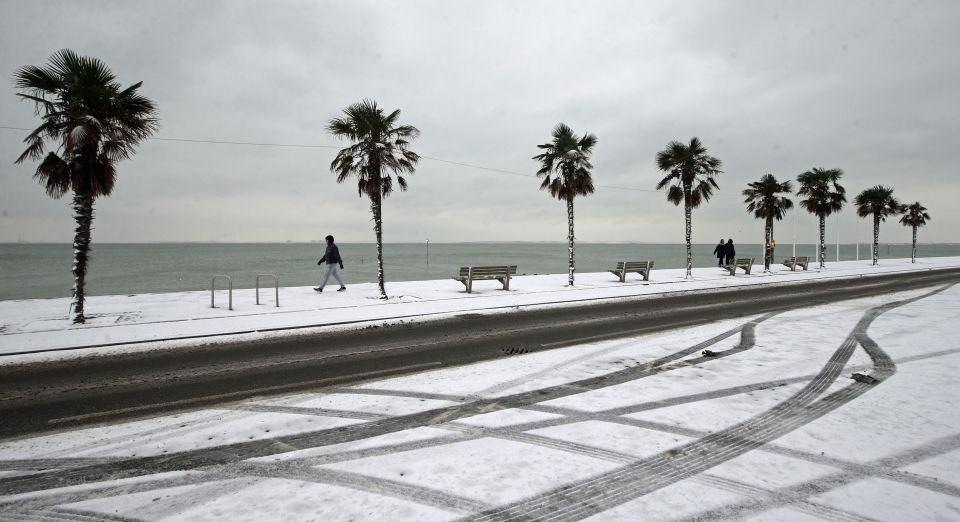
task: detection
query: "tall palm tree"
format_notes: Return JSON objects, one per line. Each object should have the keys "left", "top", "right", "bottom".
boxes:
{"left": 743, "top": 174, "right": 793, "bottom": 272}
{"left": 326, "top": 99, "right": 419, "bottom": 299}
{"left": 854, "top": 185, "right": 902, "bottom": 266}
{"left": 14, "top": 49, "right": 158, "bottom": 324}
{"left": 533, "top": 123, "right": 597, "bottom": 286}
{"left": 796, "top": 167, "right": 846, "bottom": 269}
{"left": 899, "top": 202, "right": 930, "bottom": 263}
{"left": 655, "top": 137, "right": 722, "bottom": 278}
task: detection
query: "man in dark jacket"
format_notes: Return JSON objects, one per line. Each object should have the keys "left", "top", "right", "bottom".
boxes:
{"left": 315, "top": 235, "right": 346, "bottom": 292}
{"left": 724, "top": 239, "right": 736, "bottom": 266}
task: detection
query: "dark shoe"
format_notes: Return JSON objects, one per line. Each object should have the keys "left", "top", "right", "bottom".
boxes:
{"left": 314, "top": 287, "right": 323, "bottom": 292}
{"left": 337, "top": 287, "right": 346, "bottom": 292}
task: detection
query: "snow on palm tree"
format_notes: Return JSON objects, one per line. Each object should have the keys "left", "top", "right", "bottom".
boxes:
{"left": 533, "top": 123, "right": 597, "bottom": 286}
{"left": 899, "top": 202, "right": 931, "bottom": 264}
{"left": 796, "top": 167, "right": 846, "bottom": 269}
{"left": 743, "top": 174, "right": 793, "bottom": 272}
{"left": 854, "top": 185, "right": 903, "bottom": 266}
{"left": 326, "top": 99, "right": 419, "bottom": 299}
{"left": 655, "top": 137, "right": 722, "bottom": 278}
{"left": 14, "top": 49, "right": 159, "bottom": 323}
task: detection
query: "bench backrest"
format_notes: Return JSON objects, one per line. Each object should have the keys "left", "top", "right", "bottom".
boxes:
{"left": 616, "top": 260, "right": 654, "bottom": 270}
{"left": 734, "top": 258, "right": 753, "bottom": 266}
{"left": 458, "top": 265, "right": 518, "bottom": 277}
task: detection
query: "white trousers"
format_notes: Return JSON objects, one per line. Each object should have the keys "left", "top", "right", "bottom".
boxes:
{"left": 320, "top": 263, "right": 345, "bottom": 288}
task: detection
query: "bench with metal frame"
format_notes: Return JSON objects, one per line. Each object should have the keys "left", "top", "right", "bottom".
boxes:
{"left": 609, "top": 260, "right": 654, "bottom": 282}
{"left": 782, "top": 256, "right": 812, "bottom": 271}
{"left": 453, "top": 265, "right": 517, "bottom": 293}
{"left": 725, "top": 258, "right": 755, "bottom": 276}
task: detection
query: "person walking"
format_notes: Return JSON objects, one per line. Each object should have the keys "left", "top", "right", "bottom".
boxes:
{"left": 724, "top": 239, "right": 736, "bottom": 266}
{"left": 713, "top": 239, "right": 726, "bottom": 266}
{"left": 315, "top": 235, "right": 346, "bottom": 292}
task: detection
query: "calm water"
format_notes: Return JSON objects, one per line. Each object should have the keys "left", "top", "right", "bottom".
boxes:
{"left": 1, "top": 242, "right": 958, "bottom": 300}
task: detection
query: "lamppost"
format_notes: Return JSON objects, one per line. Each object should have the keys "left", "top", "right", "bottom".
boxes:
{"left": 426, "top": 238, "right": 430, "bottom": 267}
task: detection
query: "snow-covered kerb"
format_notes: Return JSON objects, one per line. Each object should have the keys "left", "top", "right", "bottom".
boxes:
{"left": 1, "top": 257, "right": 959, "bottom": 360}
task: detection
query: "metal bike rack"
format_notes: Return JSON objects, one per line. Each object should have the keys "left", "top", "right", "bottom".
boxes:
{"left": 256, "top": 274, "right": 279, "bottom": 307}
{"left": 211, "top": 275, "right": 233, "bottom": 310}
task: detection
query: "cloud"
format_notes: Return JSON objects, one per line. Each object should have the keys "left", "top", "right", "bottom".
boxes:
{"left": 1, "top": 0, "right": 957, "bottom": 244}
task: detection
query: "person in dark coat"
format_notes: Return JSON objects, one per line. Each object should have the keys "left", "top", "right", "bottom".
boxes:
{"left": 724, "top": 239, "right": 736, "bottom": 265}
{"left": 315, "top": 235, "right": 346, "bottom": 292}
{"left": 712, "top": 239, "right": 726, "bottom": 266}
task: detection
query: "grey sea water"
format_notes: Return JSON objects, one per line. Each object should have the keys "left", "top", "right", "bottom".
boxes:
{"left": 1, "top": 242, "right": 958, "bottom": 300}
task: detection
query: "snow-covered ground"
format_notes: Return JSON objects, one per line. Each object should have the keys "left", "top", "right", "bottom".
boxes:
{"left": 1, "top": 256, "right": 958, "bottom": 360}
{"left": 1, "top": 281, "right": 958, "bottom": 520}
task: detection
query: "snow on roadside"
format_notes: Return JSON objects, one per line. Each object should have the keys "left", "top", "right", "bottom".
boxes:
{"left": 1, "top": 284, "right": 959, "bottom": 521}
{"left": 2, "top": 256, "right": 957, "bottom": 360}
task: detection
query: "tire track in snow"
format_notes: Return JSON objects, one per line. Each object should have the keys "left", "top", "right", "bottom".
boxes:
{"left": 0, "top": 315, "right": 770, "bottom": 497}
{"left": 680, "top": 431, "right": 960, "bottom": 521}
{"left": 464, "top": 283, "right": 952, "bottom": 522}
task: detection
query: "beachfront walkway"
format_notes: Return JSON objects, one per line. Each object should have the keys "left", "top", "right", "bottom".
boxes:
{"left": 2, "top": 257, "right": 960, "bottom": 359}
{"left": 1, "top": 282, "right": 958, "bottom": 520}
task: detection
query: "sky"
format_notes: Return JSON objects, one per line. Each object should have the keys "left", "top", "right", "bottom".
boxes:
{"left": 0, "top": 0, "right": 957, "bottom": 244}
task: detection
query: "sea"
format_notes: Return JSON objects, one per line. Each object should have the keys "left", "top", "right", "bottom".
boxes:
{"left": 2, "top": 242, "right": 959, "bottom": 301}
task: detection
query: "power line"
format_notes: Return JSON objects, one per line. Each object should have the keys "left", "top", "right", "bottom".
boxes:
{"left": 1, "top": 124, "right": 732, "bottom": 196}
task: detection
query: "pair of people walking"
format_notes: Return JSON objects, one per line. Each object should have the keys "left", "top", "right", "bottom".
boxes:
{"left": 315, "top": 235, "right": 346, "bottom": 292}
{"left": 713, "top": 239, "right": 736, "bottom": 266}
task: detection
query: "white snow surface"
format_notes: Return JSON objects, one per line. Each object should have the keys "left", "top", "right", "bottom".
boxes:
{"left": 2, "top": 256, "right": 958, "bottom": 361}
{"left": 1, "top": 272, "right": 959, "bottom": 521}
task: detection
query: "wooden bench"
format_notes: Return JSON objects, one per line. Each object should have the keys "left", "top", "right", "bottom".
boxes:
{"left": 782, "top": 256, "right": 811, "bottom": 271}
{"left": 454, "top": 265, "right": 517, "bottom": 293}
{"left": 609, "top": 260, "right": 654, "bottom": 282}
{"left": 725, "top": 258, "right": 755, "bottom": 276}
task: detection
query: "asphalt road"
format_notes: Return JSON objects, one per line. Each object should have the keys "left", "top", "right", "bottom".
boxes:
{"left": 1, "top": 267, "right": 958, "bottom": 439}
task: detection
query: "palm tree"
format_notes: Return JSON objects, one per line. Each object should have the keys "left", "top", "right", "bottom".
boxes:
{"left": 14, "top": 49, "right": 158, "bottom": 324}
{"left": 533, "top": 123, "right": 597, "bottom": 286}
{"left": 854, "top": 185, "right": 902, "bottom": 266}
{"left": 796, "top": 168, "right": 846, "bottom": 269}
{"left": 899, "top": 202, "right": 930, "bottom": 263}
{"left": 326, "top": 99, "right": 419, "bottom": 299}
{"left": 655, "top": 137, "right": 722, "bottom": 278}
{"left": 743, "top": 174, "right": 793, "bottom": 272}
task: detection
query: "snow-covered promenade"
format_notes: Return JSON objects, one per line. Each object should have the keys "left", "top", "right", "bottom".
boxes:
{"left": 2, "top": 257, "right": 960, "bottom": 360}
{"left": 1, "top": 271, "right": 959, "bottom": 520}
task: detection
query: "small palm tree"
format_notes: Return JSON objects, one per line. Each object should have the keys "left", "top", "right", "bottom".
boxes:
{"left": 854, "top": 185, "right": 902, "bottom": 266}
{"left": 326, "top": 99, "right": 419, "bottom": 299}
{"left": 14, "top": 49, "right": 158, "bottom": 323}
{"left": 743, "top": 174, "right": 793, "bottom": 272}
{"left": 533, "top": 123, "right": 597, "bottom": 286}
{"left": 655, "top": 137, "right": 722, "bottom": 278}
{"left": 796, "top": 168, "right": 846, "bottom": 269}
{"left": 899, "top": 202, "right": 930, "bottom": 263}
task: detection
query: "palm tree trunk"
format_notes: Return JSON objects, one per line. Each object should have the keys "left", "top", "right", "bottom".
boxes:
{"left": 764, "top": 217, "right": 773, "bottom": 272}
{"left": 370, "top": 193, "right": 387, "bottom": 299}
{"left": 912, "top": 225, "right": 917, "bottom": 263}
{"left": 872, "top": 213, "right": 880, "bottom": 266}
{"left": 684, "top": 186, "right": 692, "bottom": 278}
{"left": 567, "top": 196, "right": 575, "bottom": 286}
{"left": 818, "top": 215, "right": 826, "bottom": 269}
{"left": 71, "top": 192, "right": 95, "bottom": 324}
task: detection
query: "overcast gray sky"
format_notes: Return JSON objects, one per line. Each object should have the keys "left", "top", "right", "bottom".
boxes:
{"left": 1, "top": 0, "right": 957, "bottom": 244}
